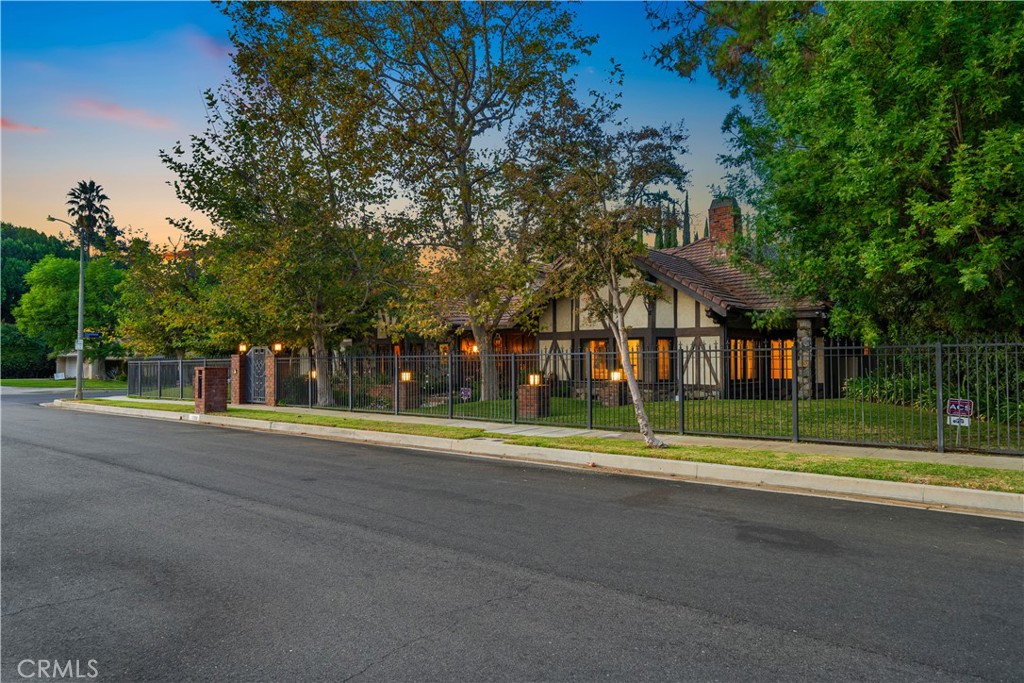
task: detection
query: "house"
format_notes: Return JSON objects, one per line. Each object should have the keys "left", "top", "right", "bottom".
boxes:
{"left": 533, "top": 197, "right": 832, "bottom": 399}
{"left": 54, "top": 351, "right": 125, "bottom": 380}
{"left": 379, "top": 198, "right": 835, "bottom": 399}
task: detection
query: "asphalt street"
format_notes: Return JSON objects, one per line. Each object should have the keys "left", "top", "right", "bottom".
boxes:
{"left": 2, "top": 390, "right": 1022, "bottom": 682}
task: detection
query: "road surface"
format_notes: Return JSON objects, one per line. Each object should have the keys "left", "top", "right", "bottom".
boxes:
{"left": 2, "top": 391, "right": 1021, "bottom": 681}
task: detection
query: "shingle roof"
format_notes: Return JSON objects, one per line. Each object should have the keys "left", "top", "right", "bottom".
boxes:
{"left": 637, "top": 239, "right": 825, "bottom": 316}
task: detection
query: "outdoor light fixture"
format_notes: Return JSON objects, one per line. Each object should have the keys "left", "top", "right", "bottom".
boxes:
{"left": 238, "top": 343, "right": 248, "bottom": 353}
{"left": 309, "top": 369, "right": 317, "bottom": 380}
{"left": 400, "top": 370, "right": 413, "bottom": 382}
{"left": 610, "top": 370, "right": 623, "bottom": 382}
{"left": 471, "top": 344, "right": 479, "bottom": 354}
{"left": 272, "top": 342, "right": 283, "bottom": 353}
{"left": 528, "top": 373, "right": 542, "bottom": 386}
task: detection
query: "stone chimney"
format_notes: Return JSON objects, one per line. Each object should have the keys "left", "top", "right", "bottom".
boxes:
{"left": 708, "top": 197, "right": 741, "bottom": 242}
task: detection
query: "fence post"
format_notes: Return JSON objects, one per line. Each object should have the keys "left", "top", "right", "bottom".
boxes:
{"left": 308, "top": 358, "right": 313, "bottom": 409}
{"left": 178, "top": 358, "right": 184, "bottom": 400}
{"left": 347, "top": 356, "right": 354, "bottom": 412}
{"left": 447, "top": 347, "right": 454, "bottom": 420}
{"left": 586, "top": 349, "right": 593, "bottom": 430}
{"left": 791, "top": 342, "right": 799, "bottom": 442}
{"left": 511, "top": 354, "right": 518, "bottom": 425}
{"left": 936, "top": 342, "right": 945, "bottom": 453}
{"left": 393, "top": 352, "right": 400, "bottom": 415}
{"left": 157, "top": 361, "right": 163, "bottom": 399}
{"left": 678, "top": 346, "right": 685, "bottom": 434}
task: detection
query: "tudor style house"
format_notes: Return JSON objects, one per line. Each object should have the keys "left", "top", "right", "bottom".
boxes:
{"left": 533, "top": 198, "right": 831, "bottom": 399}
{"left": 379, "top": 198, "right": 836, "bottom": 399}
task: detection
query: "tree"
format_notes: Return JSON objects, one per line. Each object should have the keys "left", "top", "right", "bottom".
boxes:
{"left": 1, "top": 223, "right": 76, "bottom": 322}
{"left": 651, "top": 2, "right": 1024, "bottom": 341}
{"left": 511, "top": 85, "right": 688, "bottom": 447}
{"left": 682, "top": 192, "right": 692, "bottom": 245}
{"left": 0, "top": 324, "right": 52, "bottom": 378}
{"left": 231, "top": 2, "right": 594, "bottom": 400}
{"left": 14, "top": 255, "right": 123, "bottom": 359}
{"left": 116, "top": 238, "right": 220, "bottom": 357}
{"left": 163, "top": 10, "right": 405, "bottom": 403}
{"left": 64, "top": 180, "right": 122, "bottom": 257}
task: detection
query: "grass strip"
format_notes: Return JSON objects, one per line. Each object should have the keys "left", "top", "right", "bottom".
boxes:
{"left": 3, "top": 378, "right": 128, "bottom": 389}
{"left": 497, "top": 435, "right": 1024, "bottom": 493}
{"left": 77, "top": 400, "right": 487, "bottom": 440}
{"left": 74, "top": 399, "right": 1024, "bottom": 494}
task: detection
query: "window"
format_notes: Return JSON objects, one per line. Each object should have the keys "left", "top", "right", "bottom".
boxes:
{"left": 627, "top": 339, "right": 643, "bottom": 381}
{"left": 770, "top": 339, "right": 793, "bottom": 380}
{"left": 730, "top": 338, "right": 757, "bottom": 380}
{"left": 657, "top": 339, "right": 673, "bottom": 381}
{"left": 589, "top": 340, "right": 609, "bottom": 379}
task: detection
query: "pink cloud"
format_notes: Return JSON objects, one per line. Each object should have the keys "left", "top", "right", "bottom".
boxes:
{"left": 184, "top": 28, "right": 233, "bottom": 60}
{"left": 1, "top": 117, "right": 46, "bottom": 133}
{"left": 71, "top": 98, "right": 175, "bottom": 130}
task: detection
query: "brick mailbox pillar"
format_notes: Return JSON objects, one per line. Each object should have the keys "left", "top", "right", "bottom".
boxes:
{"left": 596, "top": 380, "right": 629, "bottom": 407}
{"left": 397, "top": 379, "right": 421, "bottom": 411}
{"left": 517, "top": 384, "right": 551, "bottom": 418}
{"left": 230, "top": 354, "right": 245, "bottom": 405}
{"left": 194, "top": 366, "right": 228, "bottom": 414}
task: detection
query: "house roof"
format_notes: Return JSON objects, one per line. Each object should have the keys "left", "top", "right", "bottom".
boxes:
{"left": 637, "top": 239, "right": 825, "bottom": 317}
{"left": 442, "top": 296, "right": 525, "bottom": 330}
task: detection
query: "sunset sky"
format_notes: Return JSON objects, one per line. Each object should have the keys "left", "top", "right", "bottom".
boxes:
{"left": 1, "top": 1, "right": 739, "bottom": 247}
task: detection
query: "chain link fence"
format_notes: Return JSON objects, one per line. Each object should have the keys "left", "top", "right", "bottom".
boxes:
{"left": 128, "top": 342, "right": 1022, "bottom": 455}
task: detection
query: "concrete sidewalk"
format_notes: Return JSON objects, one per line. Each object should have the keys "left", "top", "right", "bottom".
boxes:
{"left": 102, "top": 395, "right": 1023, "bottom": 471}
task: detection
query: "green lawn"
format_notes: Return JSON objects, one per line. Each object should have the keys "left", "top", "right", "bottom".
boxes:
{"left": 1, "top": 378, "right": 128, "bottom": 390}
{"left": 73, "top": 398, "right": 1024, "bottom": 494}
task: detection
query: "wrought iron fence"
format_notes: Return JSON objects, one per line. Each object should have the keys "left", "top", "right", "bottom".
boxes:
{"left": 127, "top": 342, "right": 1023, "bottom": 455}
{"left": 126, "top": 358, "right": 231, "bottom": 400}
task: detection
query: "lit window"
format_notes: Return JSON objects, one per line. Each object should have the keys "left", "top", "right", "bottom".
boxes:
{"left": 770, "top": 339, "right": 793, "bottom": 380}
{"left": 730, "top": 338, "right": 757, "bottom": 380}
{"left": 657, "top": 339, "right": 673, "bottom": 381}
{"left": 627, "top": 339, "right": 643, "bottom": 381}
{"left": 589, "top": 340, "right": 609, "bottom": 380}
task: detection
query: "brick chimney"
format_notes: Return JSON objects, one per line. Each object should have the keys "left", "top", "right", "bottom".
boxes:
{"left": 708, "top": 197, "right": 741, "bottom": 242}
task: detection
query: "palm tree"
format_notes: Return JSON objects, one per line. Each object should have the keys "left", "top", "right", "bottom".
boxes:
{"left": 65, "top": 180, "right": 116, "bottom": 259}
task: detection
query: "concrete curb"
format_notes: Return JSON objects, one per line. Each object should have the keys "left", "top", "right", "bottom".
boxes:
{"left": 50, "top": 400, "right": 1024, "bottom": 519}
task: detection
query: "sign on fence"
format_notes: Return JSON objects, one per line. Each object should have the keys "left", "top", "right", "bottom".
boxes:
{"left": 459, "top": 387, "right": 472, "bottom": 402}
{"left": 947, "top": 415, "right": 971, "bottom": 427}
{"left": 946, "top": 398, "right": 974, "bottom": 418}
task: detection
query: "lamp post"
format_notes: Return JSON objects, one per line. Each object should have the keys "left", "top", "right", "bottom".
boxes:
{"left": 47, "top": 215, "right": 85, "bottom": 400}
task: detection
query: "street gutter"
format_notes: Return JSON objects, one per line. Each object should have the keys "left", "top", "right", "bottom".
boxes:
{"left": 49, "top": 399, "right": 1024, "bottom": 520}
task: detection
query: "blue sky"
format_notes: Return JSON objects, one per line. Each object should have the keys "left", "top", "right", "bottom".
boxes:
{"left": 1, "top": 1, "right": 738, "bottom": 245}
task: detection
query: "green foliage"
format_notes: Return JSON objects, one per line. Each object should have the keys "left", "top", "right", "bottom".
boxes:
{"left": 844, "top": 373, "right": 938, "bottom": 412}
{"left": 162, "top": 7, "right": 405, "bottom": 364}
{"left": 13, "top": 255, "right": 123, "bottom": 359}
{"left": 1, "top": 223, "right": 75, "bottom": 322}
{"left": 0, "top": 323, "right": 52, "bottom": 378}
{"left": 653, "top": 2, "right": 1024, "bottom": 342}
{"left": 116, "top": 239, "right": 222, "bottom": 356}
{"left": 63, "top": 180, "right": 123, "bottom": 256}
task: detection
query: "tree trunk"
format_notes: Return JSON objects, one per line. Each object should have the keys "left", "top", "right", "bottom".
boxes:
{"left": 469, "top": 322, "right": 500, "bottom": 402}
{"left": 311, "top": 327, "right": 332, "bottom": 407}
{"left": 609, "top": 287, "right": 665, "bottom": 448}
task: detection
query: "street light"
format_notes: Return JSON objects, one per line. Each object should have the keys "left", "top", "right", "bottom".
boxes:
{"left": 47, "top": 214, "right": 85, "bottom": 400}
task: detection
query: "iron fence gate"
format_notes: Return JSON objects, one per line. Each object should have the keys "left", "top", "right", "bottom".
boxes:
{"left": 127, "top": 342, "right": 1023, "bottom": 455}
{"left": 245, "top": 347, "right": 268, "bottom": 404}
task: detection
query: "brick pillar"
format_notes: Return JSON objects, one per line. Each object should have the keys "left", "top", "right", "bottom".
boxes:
{"left": 796, "top": 319, "right": 814, "bottom": 400}
{"left": 194, "top": 366, "right": 228, "bottom": 414}
{"left": 231, "top": 354, "right": 245, "bottom": 405}
{"left": 265, "top": 352, "right": 277, "bottom": 407}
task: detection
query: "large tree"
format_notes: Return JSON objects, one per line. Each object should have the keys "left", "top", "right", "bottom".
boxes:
{"left": 511, "top": 84, "right": 688, "bottom": 446}
{"left": 1, "top": 223, "right": 76, "bottom": 322}
{"left": 162, "top": 11, "right": 404, "bottom": 404}
{"left": 14, "top": 255, "right": 123, "bottom": 360}
{"left": 226, "top": 2, "right": 594, "bottom": 400}
{"left": 650, "top": 1, "right": 1024, "bottom": 341}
